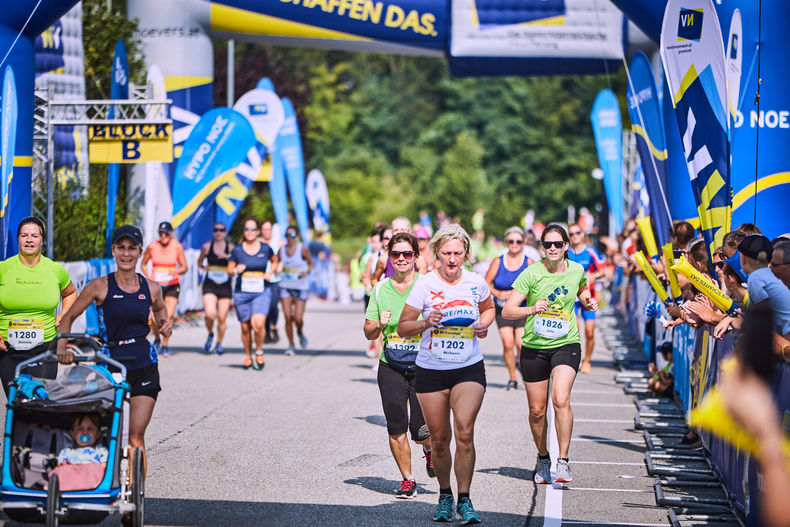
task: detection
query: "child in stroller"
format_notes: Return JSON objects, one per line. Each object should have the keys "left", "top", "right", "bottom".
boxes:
{"left": 47, "top": 413, "right": 108, "bottom": 492}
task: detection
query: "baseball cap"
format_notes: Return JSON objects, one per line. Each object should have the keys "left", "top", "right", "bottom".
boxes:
{"left": 112, "top": 225, "right": 143, "bottom": 247}
{"left": 722, "top": 250, "right": 748, "bottom": 282}
{"left": 158, "top": 221, "right": 174, "bottom": 233}
{"left": 414, "top": 226, "right": 430, "bottom": 240}
{"left": 738, "top": 234, "right": 772, "bottom": 261}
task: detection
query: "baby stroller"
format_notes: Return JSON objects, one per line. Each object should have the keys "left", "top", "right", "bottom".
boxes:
{"left": 0, "top": 334, "right": 144, "bottom": 526}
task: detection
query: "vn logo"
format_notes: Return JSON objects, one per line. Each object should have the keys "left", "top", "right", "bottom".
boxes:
{"left": 678, "top": 8, "right": 703, "bottom": 42}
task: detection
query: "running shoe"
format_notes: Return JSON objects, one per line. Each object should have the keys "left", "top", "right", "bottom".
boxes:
{"left": 254, "top": 353, "right": 265, "bottom": 370}
{"left": 395, "top": 478, "right": 417, "bottom": 499}
{"left": 456, "top": 497, "right": 481, "bottom": 525}
{"left": 534, "top": 456, "right": 552, "bottom": 484}
{"left": 243, "top": 357, "right": 254, "bottom": 370}
{"left": 424, "top": 451, "right": 436, "bottom": 478}
{"left": 204, "top": 333, "right": 214, "bottom": 353}
{"left": 432, "top": 494, "right": 454, "bottom": 522}
{"left": 366, "top": 342, "right": 377, "bottom": 358}
{"left": 284, "top": 346, "right": 296, "bottom": 356}
{"left": 213, "top": 343, "right": 224, "bottom": 355}
{"left": 264, "top": 333, "right": 272, "bottom": 344}
{"left": 506, "top": 379, "right": 518, "bottom": 391}
{"left": 299, "top": 333, "right": 308, "bottom": 349}
{"left": 271, "top": 329, "right": 280, "bottom": 344}
{"left": 160, "top": 346, "right": 170, "bottom": 358}
{"left": 554, "top": 459, "right": 572, "bottom": 483}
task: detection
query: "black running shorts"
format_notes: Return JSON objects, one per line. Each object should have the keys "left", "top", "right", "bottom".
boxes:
{"left": 519, "top": 342, "right": 582, "bottom": 383}
{"left": 415, "top": 360, "right": 486, "bottom": 393}
{"left": 126, "top": 363, "right": 161, "bottom": 400}
{"left": 160, "top": 284, "right": 181, "bottom": 299}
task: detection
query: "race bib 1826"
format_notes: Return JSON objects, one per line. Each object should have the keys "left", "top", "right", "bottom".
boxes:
{"left": 532, "top": 308, "right": 573, "bottom": 339}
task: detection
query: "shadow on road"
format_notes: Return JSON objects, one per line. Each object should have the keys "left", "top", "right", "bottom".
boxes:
{"left": 477, "top": 465, "right": 532, "bottom": 481}
{"left": 354, "top": 415, "right": 387, "bottom": 427}
{"left": 577, "top": 434, "right": 647, "bottom": 454}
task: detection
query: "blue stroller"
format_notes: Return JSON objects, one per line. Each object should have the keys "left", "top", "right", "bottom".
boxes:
{"left": 0, "top": 334, "right": 143, "bottom": 526}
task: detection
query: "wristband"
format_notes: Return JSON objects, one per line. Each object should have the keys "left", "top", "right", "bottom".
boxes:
{"left": 782, "top": 344, "right": 789, "bottom": 360}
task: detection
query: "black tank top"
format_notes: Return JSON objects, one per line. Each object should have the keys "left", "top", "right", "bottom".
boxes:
{"left": 206, "top": 240, "right": 229, "bottom": 266}
{"left": 98, "top": 273, "right": 156, "bottom": 371}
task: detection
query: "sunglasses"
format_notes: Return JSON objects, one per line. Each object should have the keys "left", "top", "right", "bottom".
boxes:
{"left": 506, "top": 239, "right": 524, "bottom": 245}
{"left": 390, "top": 250, "right": 415, "bottom": 260}
{"left": 214, "top": 228, "right": 226, "bottom": 232}
{"left": 244, "top": 227, "right": 258, "bottom": 231}
{"left": 158, "top": 231, "right": 171, "bottom": 236}
{"left": 286, "top": 232, "right": 297, "bottom": 238}
{"left": 569, "top": 231, "right": 582, "bottom": 236}
{"left": 542, "top": 241, "right": 565, "bottom": 249}
{"left": 382, "top": 236, "right": 392, "bottom": 241}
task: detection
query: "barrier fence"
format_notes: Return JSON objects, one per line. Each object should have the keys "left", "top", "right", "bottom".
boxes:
{"left": 624, "top": 275, "right": 790, "bottom": 524}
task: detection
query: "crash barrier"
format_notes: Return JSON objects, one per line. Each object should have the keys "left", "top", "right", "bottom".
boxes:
{"left": 623, "top": 274, "right": 790, "bottom": 523}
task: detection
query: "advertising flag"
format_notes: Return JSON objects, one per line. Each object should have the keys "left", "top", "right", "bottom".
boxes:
{"left": 171, "top": 108, "right": 256, "bottom": 242}
{"left": 590, "top": 89, "right": 624, "bottom": 233}
{"left": 725, "top": 9, "right": 742, "bottom": 122}
{"left": 306, "top": 169, "right": 330, "bottom": 234}
{"left": 270, "top": 144, "right": 290, "bottom": 236}
{"left": 1, "top": 66, "right": 18, "bottom": 259}
{"left": 660, "top": 0, "right": 731, "bottom": 262}
{"left": 279, "top": 98, "right": 310, "bottom": 240}
{"left": 105, "top": 40, "right": 129, "bottom": 256}
{"left": 233, "top": 87, "right": 285, "bottom": 148}
{"left": 143, "top": 65, "right": 170, "bottom": 246}
{"left": 626, "top": 51, "right": 673, "bottom": 247}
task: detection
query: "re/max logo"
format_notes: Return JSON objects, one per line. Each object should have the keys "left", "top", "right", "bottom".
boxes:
{"left": 678, "top": 8, "right": 703, "bottom": 41}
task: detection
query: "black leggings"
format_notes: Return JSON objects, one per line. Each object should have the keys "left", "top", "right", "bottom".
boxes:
{"left": 377, "top": 361, "right": 429, "bottom": 440}
{"left": 0, "top": 342, "right": 58, "bottom": 397}
{"left": 266, "top": 283, "right": 280, "bottom": 331}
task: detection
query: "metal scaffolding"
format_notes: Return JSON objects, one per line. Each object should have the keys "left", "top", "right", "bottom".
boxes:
{"left": 32, "top": 83, "right": 171, "bottom": 258}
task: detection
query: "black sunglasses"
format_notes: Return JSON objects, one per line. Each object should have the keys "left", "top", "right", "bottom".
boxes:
{"left": 214, "top": 228, "right": 226, "bottom": 232}
{"left": 382, "top": 236, "right": 392, "bottom": 241}
{"left": 286, "top": 232, "right": 297, "bottom": 238}
{"left": 506, "top": 239, "right": 524, "bottom": 245}
{"left": 244, "top": 227, "right": 258, "bottom": 231}
{"left": 542, "top": 241, "right": 565, "bottom": 249}
{"left": 569, "top": 231, "right": 582, "bottom": 236}
{"left": 390, "top": 250, "right": 415, "bottom": 260}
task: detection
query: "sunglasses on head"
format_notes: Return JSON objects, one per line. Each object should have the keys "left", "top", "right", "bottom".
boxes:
{"left": 542, "top": 241, "right": 565, "bottom": 249}
{"left": 390, "top": 250, "right": 414, "bottom": 260}
{"left": 506, "top": 238, "right": 524, "bottom": 245}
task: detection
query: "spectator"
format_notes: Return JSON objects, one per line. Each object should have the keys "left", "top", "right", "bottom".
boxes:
{"left": 673, "top": 221, "right": 696, "bottom": 252}
{"left": 721, "top": 230, "right": 747, "bottom": 259}
{"left": 771, "top": 240, "right": 790, "bottom": 289}
{"left": 736, "top": 223, "right": 762, "bottom": 235}
{"left": 739, "top": 235, "right": 790, "bottom": 339}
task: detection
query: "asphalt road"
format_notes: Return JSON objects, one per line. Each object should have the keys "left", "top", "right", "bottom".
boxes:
{"left": 1, "top": 301, "right": 669, "bottom": 526}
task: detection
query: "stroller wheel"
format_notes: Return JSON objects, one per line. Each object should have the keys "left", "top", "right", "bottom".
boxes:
{"left": 131, "top": 447, "right": 145, "bottom": 527}
{"left": 46, "top": 472, "right": 60, "bottom": 527}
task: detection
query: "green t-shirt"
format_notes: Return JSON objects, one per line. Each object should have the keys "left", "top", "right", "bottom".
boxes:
{"left": 512, "top": 259, "right": 587, "bottom": 349}
{"left": 365, "top": 276, "right": 421, "bottom": 363}
{"left": 0, "top": 255, "right": 72, "bottom": 342}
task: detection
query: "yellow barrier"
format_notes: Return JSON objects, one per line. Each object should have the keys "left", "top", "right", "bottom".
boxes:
{"left": 636, "top": 216, "right": 659, "bottom": 260}
{"left": 671, "top": 256, "right": 737, "bottom": 315}
{"left": 661, "top": 242, "right": 682, "bottom": 303}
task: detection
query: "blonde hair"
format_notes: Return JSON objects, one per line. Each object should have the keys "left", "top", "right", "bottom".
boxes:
{"left": 429, "top": 224, "right": 471, "bottom": 263}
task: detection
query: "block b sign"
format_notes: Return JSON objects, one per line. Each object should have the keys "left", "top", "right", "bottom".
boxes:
{"left": 88, "top": 123, "right": 173, "bottom": 163}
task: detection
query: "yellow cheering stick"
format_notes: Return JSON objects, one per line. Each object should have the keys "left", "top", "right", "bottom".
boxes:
{"left": 689, "top": 387, "right": 790, "bottom": 470}
{"left": 636, "top": 217, "right": 659, "bottom": 260}
{"left": 671, "top": 256, "right": 740, "bottom": 316}
{"left": 633, "top": 251, "right": 669, "bottom": 303}
{"left": 661, "top": 242, "right": 682, "bottom": 304}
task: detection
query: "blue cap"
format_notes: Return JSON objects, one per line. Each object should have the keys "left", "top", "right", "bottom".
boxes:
{"left": 723, "top": 250, "right": 748, "bottom": 282}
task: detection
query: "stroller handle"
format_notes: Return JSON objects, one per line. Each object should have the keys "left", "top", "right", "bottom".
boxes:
{"left": 13, "top": 333, "right": 128, "bottom": 380}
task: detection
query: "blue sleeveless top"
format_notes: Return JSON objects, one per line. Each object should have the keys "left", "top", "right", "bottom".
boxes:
{"left": 98, "top": 273, "right": 157, "bottom": 371}
{"left": 492, "top": 255, "right": 529, "bottom": 308}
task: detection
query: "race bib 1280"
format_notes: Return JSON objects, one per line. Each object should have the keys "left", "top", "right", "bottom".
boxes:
{"left": 8, "top": 318, "right": 45, "bottom": 350}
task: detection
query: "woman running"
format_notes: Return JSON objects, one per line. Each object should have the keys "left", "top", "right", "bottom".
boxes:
{"left": 199, "top": 222, "right": 233, "bottom": 355}
{"left": 228, "top": 218, "right": 278, "bottom": 370}
{"left": 503, "top": 224, "right": 597, "bottom": 485}
{"left": 0, "top": 217, "right": 77, "bottom": 394}
{"left": 364, "top": 232, "right": 434, "bottom": 499}
{"left": 398, "top": 224, "right": 494, "bottom": 525}
{"left": 484, "top": 227, "right": 531, "bottom": 390}
{"left": 142, "top": 221, "right": 187, "bottom": 357}
{"left": 57, "top": 225, "right": 169, "bottom": 481}
{"left": 278, "top": 225, "right": 314, "bottom": 356}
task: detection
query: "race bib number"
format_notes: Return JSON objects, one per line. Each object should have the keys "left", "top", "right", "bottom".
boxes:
{"left": 241, "top": 271, "right": 265, "bottom": 293}
{"left": 282, "top": 267, "right": 301, "bottom": 282}
{"left": 153, "top": 265, "right": 176, "bottom": 284}
{"left": 431, "top": 326, "right": 474, "bottom": 362}
{"left": 533, "top": 308, "right": 573, "bottom": 339}
{"left": 207, "top": 265, "right": 229, "bottom": 284}
{"left": 386, "top": 333, "right": 421, "bottom": 353}
{"left": 8, "top": 318, "right": 45, "bottom": 350}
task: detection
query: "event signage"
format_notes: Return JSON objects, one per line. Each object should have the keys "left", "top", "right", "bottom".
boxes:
{"left": 0, "top": 66, "right": 17, "bottom": 260}
{"left": 590, "top": 89, "right": 624, "bottom": 233}
{"left": 105, "top": 40, "right": 129, "bottom": 255}
{"left": 306, "top": 168, "right": 330, "bottom": 234}
{"left": 725, "top": 9, "right": 742, "bottom": 122}
{"left": 625, "top": 51, "right": 672, "bottom": 247}
{"left": 279, "top": 98, "right": 310, "bottom": 241}
{"left": 89, "top": 123, "right": 174, "bottom": 163}
{"left": 660, "top": 0, "right": 731, "bottom": 264}
{"left": 171, "top": 107, "right": 256, "bottom": 232}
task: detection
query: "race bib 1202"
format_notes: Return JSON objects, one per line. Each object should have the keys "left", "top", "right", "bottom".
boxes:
{"left": 431, "top": 326, "right": 474, "bottom": 362}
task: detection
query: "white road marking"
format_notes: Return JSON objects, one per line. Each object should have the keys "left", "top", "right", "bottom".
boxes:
{"left": 575, "top": 419, "right": 633, "bottom": 423}
{"left": 571, "top": 438, "right": 644, "bottom": 443}
{"left": 572, "top": 461, "right": 644, "bottom": 466}
{"left": 563, "top": 521, "right": 667, "bottom": 526}
{"left": 544, "top": 392, "right": 563, "bottom": 527}
{"left": 558, "top": 487, "right": 653, "bottom": 493}
{"left": 571, "top": 402, "right": 633, "bottom": 407}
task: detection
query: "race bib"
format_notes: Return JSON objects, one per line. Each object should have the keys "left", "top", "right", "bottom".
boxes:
{"left": 431, "top": 326, "right": 474, "bottom": 362}
{"left": 241, "top": 271, "right": 265, "bottom": 293}
{"left": 207, "top": 265, "right": 229, "bottom": 284}
{"left": 8, "top": 318, "right": 45, "bottom": 350}
{"left": 533, "top": 307, "right": 573, "bottom": 339}
{"left": 153, "top": 265, "right": 176, "bottom": 284}
{"left": 386, "top": 332, "right": 421, "bottom": 353}
{"left": 282, "top": 267, "right": 301, "bottom": 282}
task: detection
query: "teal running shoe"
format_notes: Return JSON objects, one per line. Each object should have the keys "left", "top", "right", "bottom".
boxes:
{"left": 457, "top": 497, "right": 481, "bottom": 525}
{"left": 433, "top": 494, "right": 454, "bottom": 522}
